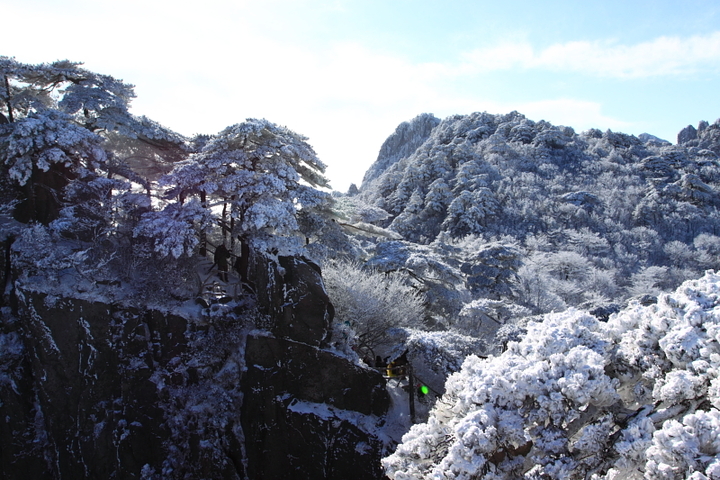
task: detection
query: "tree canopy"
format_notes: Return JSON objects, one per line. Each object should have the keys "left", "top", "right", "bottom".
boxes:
{"left": 158, "top": 118, "right": 331, "bottom": 255}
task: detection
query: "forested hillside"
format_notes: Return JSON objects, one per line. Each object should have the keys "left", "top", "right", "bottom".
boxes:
{"left": 346, "top": 112, "right": 720, "bottom": 479}
{"left": 350, "top": 112, "right": 720, "bottom": 328}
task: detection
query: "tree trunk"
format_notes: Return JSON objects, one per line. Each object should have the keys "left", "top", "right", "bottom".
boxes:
{"left": 199, "top": 191, "right": 207, "bottom": 257}
{"left": 408, "top": 363, "right": 416, "bottom": 424}
{"left": 3, "top": 74, "right": 14, "bottom": 123}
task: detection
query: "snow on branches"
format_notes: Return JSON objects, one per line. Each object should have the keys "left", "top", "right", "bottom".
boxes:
{"left": 160, "top": 118, "right": 330, "bottom": 255}
{"left": 1, "top": 56, "right": 186, "bottom": 161}
{"left": 323, "top": 260, "right": 425, "bottom": 357}
{"left": 2, "top": 109, "right": 106, "bottom": 186}
{"left": 383, "top": 271, "right": 720, "bottom": 480}
{"left": 133, "top": 199, "right": 213, "bottom": 259}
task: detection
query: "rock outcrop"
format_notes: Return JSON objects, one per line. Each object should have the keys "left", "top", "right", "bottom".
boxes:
{"left": 676, "top": 119, "right": 720, "bottom": 155}
{"left": 0, "top": 252, "right": 389, "bottom": 479}
{"left": 242, "top": 334, "right": 389, "bottom": 479}
{"left": 361, "top": 113, "right": 440, "bottom": 189}
{"left": 1, "top": 291, "right": 202, "bottom": 479}
{"left": 678, "top": 124, "right": 698, "bottom": 144}
{"left": 249, "top": 254, "right": 334, "bottom": 347}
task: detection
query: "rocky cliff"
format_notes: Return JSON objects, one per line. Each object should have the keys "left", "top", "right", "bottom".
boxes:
{"left": 0, "top": 243, "right": 390, "bottom": 479}
{"left": 360, "top": 113, "right": 440, "bottom": 189}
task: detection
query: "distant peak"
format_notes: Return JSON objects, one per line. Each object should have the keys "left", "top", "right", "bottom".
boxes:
{"left": 360, "top": 113, "right": 441, "bottom": 188}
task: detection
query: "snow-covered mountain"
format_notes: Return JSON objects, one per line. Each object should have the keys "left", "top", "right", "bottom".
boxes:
{"left": 361, "top": 112, "right": 441, "bottom": 187}
{"left": 360, "top": 111, "right": 720, "bottom": 245}
{"left": 351, "top": 112, "right": 720, "bottom": 323}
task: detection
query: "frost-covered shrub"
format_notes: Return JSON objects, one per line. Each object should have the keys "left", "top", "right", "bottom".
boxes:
{"left": 383, "top": 272, "right": 720, "bottom": 480}
{"left": 455, "top": 298, "right": 531, "bottom": 343}
{"left": 390, "top": 328, "right": 488, "bottom": 396}
{"left": 384, "top": 310, "right": 618, "bottom": 479}
{"left": 11, "top": 224, "right": 88, "bottom": 283}
{"left": 323, "top": 260, "right": 426, "bottom": 357}
{"left": 332, "top": 195, "right": 391, "bottom": 225}
{"left": 645, "top": 410, "right": 720, "bottom": 480}
{"left": 366, "top": 239, "right": 470, "bottom": 320}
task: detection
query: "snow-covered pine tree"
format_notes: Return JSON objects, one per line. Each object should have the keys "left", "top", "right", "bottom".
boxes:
{"left": 0, "top": 57, "right": 185, "bottom": 225}
{"left": 158, "top": 119, "right": 331, "bottom": 257}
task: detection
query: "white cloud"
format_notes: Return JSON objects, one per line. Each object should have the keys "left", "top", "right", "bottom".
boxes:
{"left": 462, "top": 32, "right": 720, "bottom": 78}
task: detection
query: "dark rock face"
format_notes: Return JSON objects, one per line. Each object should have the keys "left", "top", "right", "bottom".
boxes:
{"left": 0, "top": 254, "right": 389, "bottom": 479}
{"left": 250, "top": 254, "right": 334, "bottom": 347}
{"left": 245, "top": 335, "right": 389, "bottom": 417}
{"left": 0, "top": 322, "right": 44, "bottom": 479}
{"left": 242, "top": 334, "right": 390, "bottom": 480}
{"left": 13, "top": 163, "right": 75, "bottom": 225}
{"left": 275, "top": 256, "right": 334, "bottom": 347}
{"left": 1, "top": 291, "right": 199, "bottom": 479}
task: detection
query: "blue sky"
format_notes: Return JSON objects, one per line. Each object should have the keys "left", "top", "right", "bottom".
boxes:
{"left": 4, "top": 0, "right": 720, "bottom": 191}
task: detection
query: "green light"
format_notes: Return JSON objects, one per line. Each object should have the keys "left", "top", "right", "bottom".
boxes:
{"left": 419, "top": 385, "right": 429, "bottom": 395}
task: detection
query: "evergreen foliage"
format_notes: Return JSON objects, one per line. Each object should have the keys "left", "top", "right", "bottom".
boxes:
{"left": 383, "top": 272, "right": 720, "bottom": 480}
{"left": 158, "top": 118, "right": 331, "bottom": 256}
{"left": 356, "top": 111, "right": 720, "bottom": 319}
{"left": 0, "top": 58, "right": 332, "bottom": 304}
